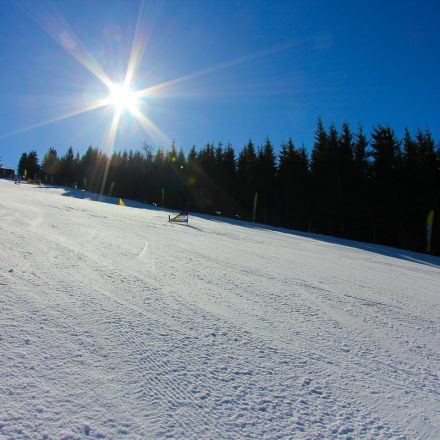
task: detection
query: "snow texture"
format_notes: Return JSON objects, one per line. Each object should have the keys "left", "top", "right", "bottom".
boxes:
{"left": 0, "top": 179, "right": 439, "bottom": 439}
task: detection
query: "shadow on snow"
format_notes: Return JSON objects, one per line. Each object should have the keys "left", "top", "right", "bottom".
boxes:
{"left": 37, "top": 184, "right": 440, "bottom": 269}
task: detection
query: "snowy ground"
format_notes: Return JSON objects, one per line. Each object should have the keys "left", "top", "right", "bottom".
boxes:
{"left": 0, "top": 179, "right": 439, "bottom": 439}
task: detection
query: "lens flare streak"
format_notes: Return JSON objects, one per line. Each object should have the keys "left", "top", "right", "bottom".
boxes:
{"left": 99, "top": 108, "right": 122, "bottom": 194}
{"left": 129, "top": 106, "right": 169, "bottom": 145}
{"left": 18, "top": 1, "right": 113, "bottom": 89}
{"left": 0, "top": 99, "right": 107, "bottom": 139}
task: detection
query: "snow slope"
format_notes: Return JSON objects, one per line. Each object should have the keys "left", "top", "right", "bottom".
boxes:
{"left": 0, "top": 179, "right": 439, "bottom": 439}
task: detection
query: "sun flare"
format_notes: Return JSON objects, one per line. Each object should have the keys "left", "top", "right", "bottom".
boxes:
{"left": 107, "top": 83, "right": 138, "bottom": 112}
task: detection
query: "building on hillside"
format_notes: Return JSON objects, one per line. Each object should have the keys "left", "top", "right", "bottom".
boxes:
{"left": 0, "top": 166, "right": 15, "bottom": 179}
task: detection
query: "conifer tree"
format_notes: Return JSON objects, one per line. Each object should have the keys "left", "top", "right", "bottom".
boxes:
{"left": 337, "top": 122, "right": 355, "bottom": 237}
{"left": 293, "top": 145, "right": 310, "bottom": 230}
{"left": 256, "top": 138, "right": 276, "bottom": 223}
{"left": 401, "top": 129, "right": 440, "bottom": 250}
{"left": 369, "top": 125, "right": 403, "bottom": 246}
{"left": 17, "top": 153, "right": 28, "bottom": 177}
{"left": 60, "top": 147, "right": 75, "bottom": 185}
{"left": 221, "top": 143, "right": 238, "bottom": 216}
{"left": 186, "top": 146, "right": 201, "bottom": 211}
{"left": 352, "top": 126, "right": 371, "bottom": 241}
{"left": 25, "top": 151, "right": 39, "bottom": 180}
{"left": 278, "top": 139, "right": 310, "bottom": 230}
{"left": 237, "top": 139, "right": 258, "bottom": 219}
{"left": 41, "top": 147, "right": 59, "bottom": 183}
{"left": 310, "top": 119, "right": 337, "bottom": 234}
{"left": 278, "top": 140, "right": 295, "bottom": 228}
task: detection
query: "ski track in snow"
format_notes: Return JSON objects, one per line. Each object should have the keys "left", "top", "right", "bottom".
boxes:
{"left": 0, "top": 180, "right": 439, "bottom": 439}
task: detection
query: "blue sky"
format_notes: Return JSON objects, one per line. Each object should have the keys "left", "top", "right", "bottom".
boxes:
{"left": 0, "top": 0, "right": 439, "bottom": 169}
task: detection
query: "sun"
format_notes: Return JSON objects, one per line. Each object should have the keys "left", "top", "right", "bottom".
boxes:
{"left": 107, "top": 83, "right": 138, "bottom": 112}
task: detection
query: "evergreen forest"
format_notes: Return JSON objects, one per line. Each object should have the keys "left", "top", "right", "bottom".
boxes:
{"left": 17, "top": 120, "right": 440, "bottom": 255}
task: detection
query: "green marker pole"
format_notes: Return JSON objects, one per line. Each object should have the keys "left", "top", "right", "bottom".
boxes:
{"left": 161, "top": 187, "right": 165, "bottom": 207}
{"left": 109, "top": 181, "right": 115, "bottom": 197}
{"left": 252, "top": 192, "right": 258, "bottom": 222}
{"left": 427, "top": 210, "right": 434, "bottom": 253}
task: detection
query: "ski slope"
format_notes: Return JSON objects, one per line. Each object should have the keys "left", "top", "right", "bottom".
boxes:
{"left": 1, "top": 179, "right": 439, "bottom": 439}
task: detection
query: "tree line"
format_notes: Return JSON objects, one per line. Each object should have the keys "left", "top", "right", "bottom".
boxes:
{"left": 17, "top": 120, "right": 440, "bottom": 254}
